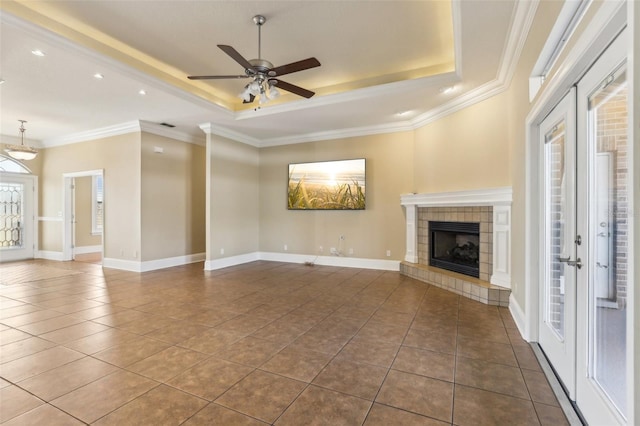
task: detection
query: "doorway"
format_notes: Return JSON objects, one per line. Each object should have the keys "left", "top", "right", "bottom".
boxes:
{"left": 537, "top": 30, "right": 629, "bottom": 424}
{"left": 62, "top": 170, "right": 104, "bottom": 264}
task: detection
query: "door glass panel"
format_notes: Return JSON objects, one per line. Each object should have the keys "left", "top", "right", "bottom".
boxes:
{"left": 588, "top": 67, "right": 627, "bottom": 417}
{"left": 544, "top": 120, "right": 567, "bottom": 340}
{"left": 0, "top": 182, "right": 24, "bottom": 248}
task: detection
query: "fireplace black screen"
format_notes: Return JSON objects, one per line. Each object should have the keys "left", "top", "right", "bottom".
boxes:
{"left": 429, "top": 221, "right": 480, "bottom": 278}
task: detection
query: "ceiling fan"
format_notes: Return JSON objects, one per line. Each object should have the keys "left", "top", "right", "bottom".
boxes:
{"left": 188, "top": 15, "right": 321, "bottom": 104}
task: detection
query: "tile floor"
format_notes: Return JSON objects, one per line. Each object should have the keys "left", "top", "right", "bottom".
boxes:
{"left": 0, "top": 259, "right": 569, "bottom": 425}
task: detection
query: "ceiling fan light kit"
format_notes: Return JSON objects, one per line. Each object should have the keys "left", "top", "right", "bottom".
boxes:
{"left": 4, "top": 120, "right": 38, "bottom": 161}
{"left": 188, "top": 14, "right": 320, "bottom": 105}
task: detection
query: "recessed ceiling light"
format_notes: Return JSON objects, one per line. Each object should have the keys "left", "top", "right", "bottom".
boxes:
{"left": 138, "top": 89, "right": 146, "bottom": 95}
{"left": 396, "top": 110, "right": 412, "bottom": 117}
{"left": 0, "top": 79, "right": 5, "bottom": 85}
{"left": 93, "top": 73, "right": 104, "bottom": 79}
{"left": 440, "top": 86, "right": 455, "bottom": 94}
{"left": 31, "top": 49, "right": 45, "bottom": 57}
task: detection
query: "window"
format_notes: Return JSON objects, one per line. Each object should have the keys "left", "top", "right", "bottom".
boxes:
{"left": 92, "top": 174, "right": 103, "bottom": 234}
{"left": 0, "top": 155, "right": 31, "bottom": 174}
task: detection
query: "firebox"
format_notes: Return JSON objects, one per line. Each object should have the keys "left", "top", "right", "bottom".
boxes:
{"left": 429, "top": 221, "right": 480, "bottom": 278}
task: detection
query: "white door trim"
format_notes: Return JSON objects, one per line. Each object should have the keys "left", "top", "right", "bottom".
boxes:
{"left": 62, "top": 170, "right": 103, "bottom": 262}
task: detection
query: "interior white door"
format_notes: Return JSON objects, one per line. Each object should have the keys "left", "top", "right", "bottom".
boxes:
{"left": 575, "top": 28, "right": 628, "bottom": 425}
{"left": 0, "top": 173, "right": 36, "bottom": 262}
{"left": 538, "top": 88, "right": 577, "bottom": 399}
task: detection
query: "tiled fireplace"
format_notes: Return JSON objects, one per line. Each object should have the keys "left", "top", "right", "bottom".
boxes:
{"left": 400, "top": 188, "right": 512, "bottom": 306}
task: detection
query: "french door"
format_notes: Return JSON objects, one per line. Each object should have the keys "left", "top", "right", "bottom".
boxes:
{"left": 575, "top": 30, "right": 628, "bottom": 425}
{"left": 539, "top": 29, "right": 629, "bottom": 424}
{"left": 539, "top": 88, "right": 577, "bottom": 399}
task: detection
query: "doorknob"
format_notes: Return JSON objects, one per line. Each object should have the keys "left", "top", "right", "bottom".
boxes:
{"left": 558, "top": 256, "right": 583, "bottom": 269}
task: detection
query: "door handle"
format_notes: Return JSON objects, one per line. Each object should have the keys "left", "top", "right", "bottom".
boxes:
{"left": 558, "top": 256, "right": 583, "bottom": 269}
{"left": 596, "top": 262, "right": 608, "bottom": 269}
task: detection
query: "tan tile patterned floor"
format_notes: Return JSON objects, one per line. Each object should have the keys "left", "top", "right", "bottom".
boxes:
{"left": 0, "top": 259, "right": 568, "bottom": 425}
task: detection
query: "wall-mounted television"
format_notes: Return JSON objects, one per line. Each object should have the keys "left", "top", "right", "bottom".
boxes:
{"left": 288, "top": 158, "right": 366, "bottom": 210}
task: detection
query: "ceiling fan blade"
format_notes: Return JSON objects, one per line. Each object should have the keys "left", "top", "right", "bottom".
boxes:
{"left": 187, "top": 75, "right": 249, "bottom": 80}
{"left": 269, "top": 58, "right": 320, "bottom": 77}
{"left": 217, "top": 45, "right": 254, "bottom": 71}
{"left": 271, "top": 79, "right": 315, "bottom": 98}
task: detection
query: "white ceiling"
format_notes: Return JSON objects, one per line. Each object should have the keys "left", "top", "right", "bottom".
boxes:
{"left": 0, "top": 1, "right": 526, "bottom": 147}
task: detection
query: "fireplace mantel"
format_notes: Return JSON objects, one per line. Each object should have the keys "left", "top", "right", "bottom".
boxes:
{"left": 400, "top": 187, "right": 512, "bottom": 207}
{"left": 401, "top": 187, "right": 512, "bottom": 289}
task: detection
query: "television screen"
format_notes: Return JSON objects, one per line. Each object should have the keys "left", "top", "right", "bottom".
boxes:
{"left": 288, "top": 158, "right": 366, "bottom": 210}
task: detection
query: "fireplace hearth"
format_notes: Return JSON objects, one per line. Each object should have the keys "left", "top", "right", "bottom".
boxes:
{"left": 429, "top": 221, "right": 480, "bottom": 278}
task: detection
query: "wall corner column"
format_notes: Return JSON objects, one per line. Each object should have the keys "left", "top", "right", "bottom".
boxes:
{"left": 490, "top": 204, "right": 512, "bottom": 288}
{"left": 402, "top": 202, "right": 418, "bottom": 263}
{"left": 200, "top": 123, "right": 213, "bottom": 270}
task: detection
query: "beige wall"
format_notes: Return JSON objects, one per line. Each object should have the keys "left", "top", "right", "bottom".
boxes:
{"left": 413, "top": 93, "right": 511, "bottom": 193}
{"left": 39, "top": 133, "right": 141, "bottom": 259}
{"left": 140, "top": 132, "right": 205, "bottom": 261}
{"left": 73, "top": 176, "right": 102, "bottom": 248}
{"left": 208, "top": 134, "right": 260, "bottom": 260}
{"left": 259, "top": 132, "right": 415, "bottom": 260}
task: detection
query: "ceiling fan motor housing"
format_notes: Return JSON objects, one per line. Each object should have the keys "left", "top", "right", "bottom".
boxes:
{"left": 248, "top": 58, "right": 275, "bottom": 75}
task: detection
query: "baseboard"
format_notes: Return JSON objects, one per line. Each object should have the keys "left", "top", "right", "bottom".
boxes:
{"left": 35, "top": 251, "right": 64, "bottom": 261}
{"left": 204, "top": 251, "right": 401, "bottom": 272}
{"left": 73, "top": 245, "right": 102, "bottom": 255}
{"left": 509, "top": 293, "right": 528, "bottom": 341}
{"left": 140, "top": 252, "right": 206, "bottom": 272}
{"left": 259, "top": 252, "right": 400, "bottom": 271}
{"left": 103, "top": 252, "right": 206, "bottom": 273}
{"left": 204, "top": 252, "right": 260, "bottom": 271}
{"left": 102, "top": 257, "right": 141, "bottom": 272}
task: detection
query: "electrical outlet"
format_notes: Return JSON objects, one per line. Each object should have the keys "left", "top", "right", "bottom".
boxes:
{"left": 319, "top": 246, "right": 323, "bottom": 253}
{"left": 348, "top": 248, "right": 354, "bottom": 255}
{"left": 284, "top": 244, "right": 288, "bottom": 251}
{"left": 330, "top": 247, "right": 337, "bottom": 255}
{"left": 386, "top": 250, "right": 391, "bottom": 257}
{"left": 220, "top": 248, "right": 225, "bottom": 255}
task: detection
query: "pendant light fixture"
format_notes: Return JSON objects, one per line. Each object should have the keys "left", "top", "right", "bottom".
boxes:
{"left": 4, "top": 120, "right": 38, "bottom": 161}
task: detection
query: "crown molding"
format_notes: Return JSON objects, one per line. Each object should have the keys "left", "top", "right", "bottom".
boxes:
{"left": 259, "top": 120, "right": 415, "bottom": 148}
{"left": 42, "top": 121, "right": 141, "bottom": 147}
{"left": 139, "top": 121, "right": 205, "bottom": 146}
{"left": 235, "top": 0, "right": 539, "bottom": 148}
{"left": 4, "top": 1, "right": 540, "bottom": 150}
{"left": 0, "top": 8, "right": 233, "bottom": 111}
{"left": 199, "top": 123, "right": 261, "bottom": 147}
{"left": 498, "top": 0, "right": 539, "bottom": 85}
{"left": 234, "top": 71, "right": 459, "bottom": 122}
{"left": 41, "top": 120, "right": 204, "bottom": 147}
